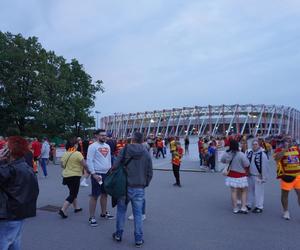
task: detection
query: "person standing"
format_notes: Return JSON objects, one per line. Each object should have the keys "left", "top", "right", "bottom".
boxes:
{"left": 172, "top": 141, "right": 184, "bottom": 187}
{"left": 31, "top": 137, "right": 41, "bottom": 174}
{"left": 246, "top": 139, "right": 269, "bottom": 213}
{"left": 221, "top": 140, "right": 250, "bottom": 214}
{"left": 155, "top": 138, "right": 165, "bottom": 159}
{"left": 274, "top": 136, "right": 300, "bottom": 220}
{"left": 0, "top": 136, "right": 39, "bottom": 250}
{"left": 40, "top": 138, "right": 50, "bottom": 177}
{"left": 59, "top": 138, "right": 89, "bottom": 219}
{"left": 112, "top": 132, "right": 153, "bottom": 247}
{"left": 87, "top": 129, "right": 113, "bottom": 227}
{"left": 184, "top": 136, "right": 190, "bottom": 155}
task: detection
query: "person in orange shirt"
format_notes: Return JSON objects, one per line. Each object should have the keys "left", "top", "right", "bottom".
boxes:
{"left": 172, "top": 141, "right": 183, "bottom": 187}
{"left": 155, "top": 138, "right": 165, "bottom": 159}
{"left": 274, "top": 136, "right": 300, "bottom": 220}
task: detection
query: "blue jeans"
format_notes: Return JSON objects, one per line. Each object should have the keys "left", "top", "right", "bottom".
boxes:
{"left": 0, "top": 220, "right": 24, "bottom": 250}
{"left": 116, "top": 188, "right": 145, "bottom": 243}
{"left": 40, "top": 158, "right": 48, "bottom": 176}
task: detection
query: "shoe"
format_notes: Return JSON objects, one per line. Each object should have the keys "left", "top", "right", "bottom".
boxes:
{"left": 252, "top": 207, "right": 263, "bottom": 213}
{"left": 239, "top": 208, "right": 248, "bottom": 214}
{"left": 177, "top": 183, "right": 182, "bottom": 187}
{"left": 283, "top": 211, "right": 290, "bottom": 220}
{"left": 112, "top": 232, "right": 122, "bottom": 242}
{"left": 128, "top": 214, "right": 134, "bottom": 220}
{"left": 233, "top": 208, "right": 239, "bottom": 214}
{"left": 173, "top": 183, "right": 178, "bottom": 186}
{"left": 58, "top": 209, "right": 68, "bottom": 219}
{"left": 128, "top": 214, "right": 146, "bottom": 221}
{"left": 100, "top": 212, "right": 114, "bottom": 220}
{"left": 135, "top": 240, "right": 144, "bottom": 248}
{"left": 80, "top": 180, "right": 89, "bottom": 187}
{"left": 74, "top": 208, "right": 83, "bottom": 213}
{"left": 246, "top": 205, "right": 252, "bottom": 211}
{"left": 89, "top": 217, "right": 98, "bottom": 227}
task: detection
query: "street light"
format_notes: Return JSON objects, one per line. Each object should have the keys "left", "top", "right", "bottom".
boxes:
{"left": 95, "top": 111, "right": 101, "bottom": 129}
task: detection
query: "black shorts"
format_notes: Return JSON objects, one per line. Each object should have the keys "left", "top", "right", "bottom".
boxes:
{"left": 90, "top": 173, "right": 108, "bottom": 198}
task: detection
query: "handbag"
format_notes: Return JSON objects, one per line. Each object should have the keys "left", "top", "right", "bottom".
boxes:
{"left": 104, "top": 146, "right": 133, "bottom": 199}
{"left": 222, "top": 154, "right": 235, "bottom": 176}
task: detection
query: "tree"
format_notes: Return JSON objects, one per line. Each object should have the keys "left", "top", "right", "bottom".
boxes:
{"left": 0, "top": 31, "right": 104, "bottom": 137}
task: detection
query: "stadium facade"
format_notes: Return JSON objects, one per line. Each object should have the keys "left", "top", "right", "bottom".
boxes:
{"left": 100, "top": 104, "right": 300, "bottom": 141}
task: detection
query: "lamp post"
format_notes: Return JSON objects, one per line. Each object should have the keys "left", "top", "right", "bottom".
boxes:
{"left": 95, "top": 111, "right": 101, "bottom": 129}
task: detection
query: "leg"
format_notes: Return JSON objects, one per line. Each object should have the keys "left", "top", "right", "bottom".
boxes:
{"left": 130, "top": 188, "right": 144, "bottom": 243}
{"left": 240, "top": 187, "right": 248, "bottom": 210}
{"left": 1, "top": 220, "right": 24, "bottom": 250}
{"left": 115, "top": 197, "right": 127, "bottom": 238}
{"left": 100, "top": 194, "right": 108, "bottom": 215}
{"left": 247, "top": 176, "right": 255, "bottom": 208}
{"left": 41, "top": 158, "right": 48, "bottom": 176}
{"left": 230, "top": 187, "right": 238, "bottom": 209}
{"left": 142, "top": 198, "right": 146, "bottom": 215}
{"left": 254, "top": 177, "right": 265, "bottom": 209}
{"left": 89, "top": 196, "right": 98, "bottom": 218}
{"left": 281, "top": 190, "right": 289, "bottom": 212}
{"left": 294, "top": 189, "right": 300, "bottom": 207}
{"left": 161, "top": 148, "right": 165, "bottom": 158}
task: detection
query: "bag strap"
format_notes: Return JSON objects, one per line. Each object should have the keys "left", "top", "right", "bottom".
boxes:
{"left": 228, "top": 153, "right": 236, "bottom": 170}
{"left": 122, "top": 145, "right": 133, "bottom": 167}
{"left": 63, "top": 152, "right": 76, "bottom": 169}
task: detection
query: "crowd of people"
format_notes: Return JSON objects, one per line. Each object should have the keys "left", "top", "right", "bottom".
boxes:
{"left": 1, "top": 130, "right": 300, "bottom": 249}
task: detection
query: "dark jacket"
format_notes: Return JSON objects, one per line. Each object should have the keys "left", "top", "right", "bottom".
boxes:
{"left": 0, "top": 158, "right": 39, "bottom": 220}
{"left": 114, "top": 144, "right": 153, "bottom": 188}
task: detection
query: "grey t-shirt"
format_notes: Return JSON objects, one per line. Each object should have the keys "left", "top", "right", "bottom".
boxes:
{"left": 221, "top": 151, "right": 250, "bottom": 174}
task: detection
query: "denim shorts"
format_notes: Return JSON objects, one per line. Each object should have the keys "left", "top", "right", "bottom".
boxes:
{"left": 91, "top": 173, "right": 108, "bottom": 197}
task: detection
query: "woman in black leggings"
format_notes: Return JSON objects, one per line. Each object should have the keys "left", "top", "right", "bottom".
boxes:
{"left": 59, "top": 138, "right": 89, "bottom": 218}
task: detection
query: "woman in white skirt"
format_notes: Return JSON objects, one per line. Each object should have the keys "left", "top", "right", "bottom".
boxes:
{"left": 221, "top": 140, "right": 250, "bottom": 214}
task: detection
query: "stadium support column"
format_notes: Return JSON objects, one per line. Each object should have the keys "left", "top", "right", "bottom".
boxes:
{"left": 175, "top": 108, "right": 184, "bottom": 137}
{"left": 226, "top": 105, "right": 238, "bottom": 136}
{"left": 208, "top": 105, "right": 212, "bottom": 135}
{"left": 278, "top": 106, "right": 285, "bottom": 135}
{"left": 241, "top": 109, "right": 250, "bottom": 135}
{"left": 155, "top": 112, "right": 163, "bottom": 137}
{"left": 286, "top": 108, "right": 292, "bottom": 136}
{"left": 198, "top": 110, "right": 208, "bottom": 137}
{"left": 139, "top": 112, "right": 146, "bottom": 134}
{"left": 222, "top": 105, "right": 226, "bottom": 134}
{"left": 165, "top": 111, "right": 173, "bottom": 138}
{"left": 254, "top": 105, "right": 264, "bottom": 137}
{"left": 123, "top": 113, "right": 130, "bottom": 138}
{"left": 212, "top": 108, "right": 222, "bottom": 136}
{"left": 267, "top": 106, "right": 276, "bottom": 137}
{"left": 130, "top": 113, "right": 139, "bottom": 137}
{"left": 291, "top": 109, "right": 296, "bottom": 139}
{"left": 186, "top": 107, "right": 196, "bottom": 136}
{"left": 236, "top": 105, "right": 240, "bottom": 134}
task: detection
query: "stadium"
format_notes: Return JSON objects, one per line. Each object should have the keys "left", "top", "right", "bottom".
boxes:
{"left": 101, "top": 104, "right": 300, "bottom": 141}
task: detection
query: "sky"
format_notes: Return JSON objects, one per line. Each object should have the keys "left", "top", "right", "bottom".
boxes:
{"left": 1, "top": 0, "right": 300, "bottom": 118}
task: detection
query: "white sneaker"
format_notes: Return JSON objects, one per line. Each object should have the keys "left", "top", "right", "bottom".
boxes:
{"left": 283, "top": 211, "right": 290, "bottom": 220}
{"left": 128, "top": 214, "right": 146, "bottom": 221}
{"left": 80, "top": 179, "right": 89, "bottom": 187}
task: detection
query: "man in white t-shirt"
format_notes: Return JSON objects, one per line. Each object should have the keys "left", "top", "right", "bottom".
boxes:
{"left": 87, "top": 129, "right": 113, "bottom": 226}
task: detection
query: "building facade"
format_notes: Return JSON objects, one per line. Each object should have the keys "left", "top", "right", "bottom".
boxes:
{"left": 101, "top": 104, "right": 300, "bottom": 141}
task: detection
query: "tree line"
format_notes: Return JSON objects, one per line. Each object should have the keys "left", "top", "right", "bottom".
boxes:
{"left": 0, "top": 31, "right": 104, "bottom": 138}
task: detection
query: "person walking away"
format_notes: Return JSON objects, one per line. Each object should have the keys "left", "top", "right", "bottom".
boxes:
{"left": 207, "top": 142, "right": 216, "bottom": 172}
{"left": 59, "top": 138, "right": 89, "bottom": 218}
{"left": 40, "top": 138, "right": 50, "bottom": 177}
{"left": 0, "top": 136, "right": 39, "bottom": 250}
{"left": 172, "top": 141, "right": 183, "bottom": 187}
{"left": 155, "top": 138, "right": 165, "bottom": 159}
{"left": 221, "top": 140, "right": 250, "bottom": 214}
{"left": 246, "top": 139, "right": 269, "bottom": 213}
{"left": 184, "top": 136, "right": 190, "bottom": 155}
{"left": 112, "top": 132, "right": 153, "bottom": 247}
{"left": 274, "top": 136, "right": 300, "bottom": 220}
{"left": 87, "top": 129, "right": 114, "bottom": 227}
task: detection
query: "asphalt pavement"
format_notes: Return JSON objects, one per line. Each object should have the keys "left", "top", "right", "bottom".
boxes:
{"left": 21, "top": 142, "right": 300, "bottom": 250}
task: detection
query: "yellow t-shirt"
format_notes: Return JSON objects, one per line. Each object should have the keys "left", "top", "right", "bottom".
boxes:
{"left": 61, "top": 151, "right": 84, "bottom": 178}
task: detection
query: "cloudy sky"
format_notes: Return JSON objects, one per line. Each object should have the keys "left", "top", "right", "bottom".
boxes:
{"left": 1, "top": 0, "right": 300, "bottom": 117}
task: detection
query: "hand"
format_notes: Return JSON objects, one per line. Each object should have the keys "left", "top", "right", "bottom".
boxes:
{"left": 92, "top": 174, "right": 102, "bottom": 182}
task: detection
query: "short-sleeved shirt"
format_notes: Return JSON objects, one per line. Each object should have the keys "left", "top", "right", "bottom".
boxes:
{"left": 275, "top": 146, "right": 300, "bottom": 176}
{"left": 61, "top": 151, "right": 84, "bottom": 178}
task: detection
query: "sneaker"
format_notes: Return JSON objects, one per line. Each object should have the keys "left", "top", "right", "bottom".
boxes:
{"left": 283, "top": 211, "right": 290, "bottom": 220}
{"left": 74, "top": 208, "right": 83, "bottom": 213}
{"left": 252, "top": 207, "right": 263, "bottom": 213}
{"left": 58, "top": 209, "right": 68, "bottom": 219}
{"left": 239, "top": 208, "right": 248, "bottom": 214}
{"left": 128, "top": 214, "right": 134, "bottom": 220}
{"left": 135, "top": 240, "right": 144, "bottom": 248}
{"left": 80, "top": 179, "right": 89, "bottom": 187}
{"left": 246, "top": 205, "right": 252, "bottom": 211}
{"left": 112, "top": 233, "right": 122, "bottom": 242}
{"left": 233, "top": 208, "right": 239, "bottom": 214}
{"left": 89, "top": 217, "right": 98, "bottom": 227}
{"left": 101, "top": 212, "right": 114, "bottom": 220}
{"left": 128, "top": 214, "right": 146, "bottom": 221}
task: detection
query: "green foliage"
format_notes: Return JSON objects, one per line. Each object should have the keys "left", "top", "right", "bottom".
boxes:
{"left": 0, "top": 31, "right": 104, "bottom": 137}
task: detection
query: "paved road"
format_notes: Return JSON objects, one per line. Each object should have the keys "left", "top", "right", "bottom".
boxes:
{"left": 21, "top": 146, "right": 300, "bottom": 250}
